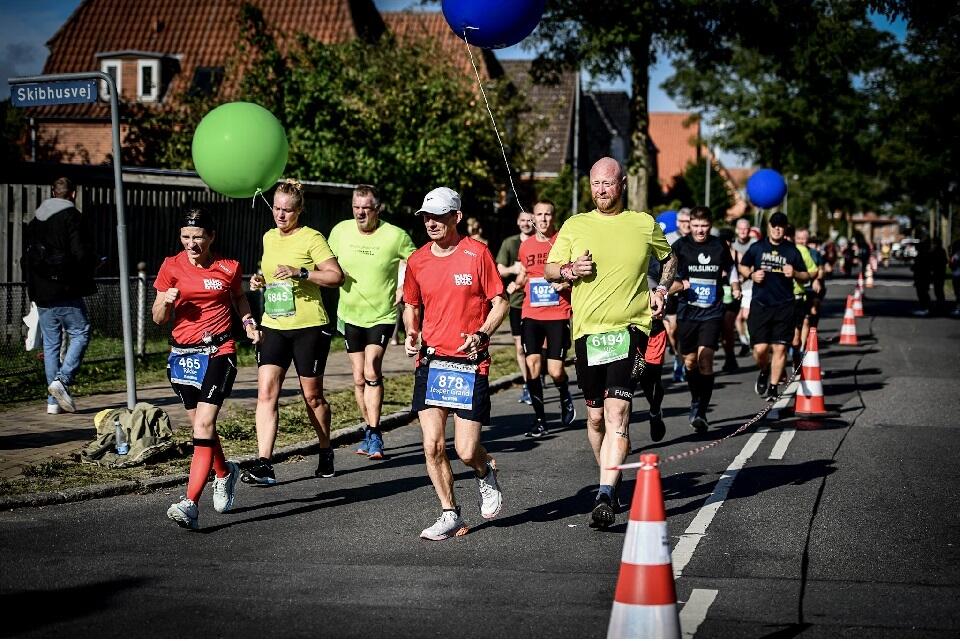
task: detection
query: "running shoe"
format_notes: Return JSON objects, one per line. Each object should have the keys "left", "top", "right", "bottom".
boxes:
{"left": 672, "top": 358, "right": 685, "bottom": 383}
{"left": 722, "top": 357, "right": 739, "bottom": 373}
{"left": 47, "top": 379, "right": 76, "bottom": 413}
{"left": 765, "top": 383, "right": 780, "bottom": 402}
{"left": 167, "top": 497, "right": 199, "bottom": 530}
{"left": 688, "top": 400, "right": 700, "bottom": 426}
{"left": 518, "top": 385, "right": 532, "bottom": 405}
{"left": 691, "top": 415, "right": 709, "bottom": 433}
{"left": 212, "top": 461, "right": 239, "bottom": 513}
{"left": 241, "top": 458, "right": 276, "bottom": 486}
{"left": 649, "top": 411, "right": 666, "bottom": 442}
{"left": 367, "top": 432, "right": 385, "bottom": 460}
{"left": 589, "top": 493, "right": 617, "bottom": 529}
{"left": 419, "top": 508, "right": 469, "bottom": 541}
{"left": 525, "top": 418, "right": 548, "bottom": 438}
{"left": 355, "top": 428, "right": 371, "bottom": 455}
{"left": 952, "top": 307, "right": 960, "bottom": 317}
{"left": 46, "top": 403, "right": 61, "bottom": 415}
{"left": 315, "top": 448, "right": 335, "bottom": 478}
{"left": 911, "top": 309, "right": 930, "bottom": 317}
{"left": 476, "top": 462, "right": 503, "bottom": 519}
{"left": 560, "top": 394, "right": 577, "bottom": 426}
{"left": 755, "top": 369, "right": 769, "bottom": 397}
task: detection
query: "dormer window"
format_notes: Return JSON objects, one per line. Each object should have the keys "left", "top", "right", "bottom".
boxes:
{"left": 99, "top": 59, "right": 121, "bottom": 100}
{"left": 138, "top": 59, "right": 160, "bottom": 101}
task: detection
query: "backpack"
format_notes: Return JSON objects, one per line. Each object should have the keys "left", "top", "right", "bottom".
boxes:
{"left": 80, "top": 403, "right": 176, "bottom": 468}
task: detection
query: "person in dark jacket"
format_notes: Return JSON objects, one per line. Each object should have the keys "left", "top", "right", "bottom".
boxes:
{"left": 22, "top": 177, "right": 97, "bottom": 414}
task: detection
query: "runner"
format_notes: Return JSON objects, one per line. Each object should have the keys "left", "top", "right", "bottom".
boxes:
{"left": 496, "top": 211, "right": 536, "bottom": 404}
{"left": 403, "top": 187, "right": 508, "bottom": 541}
{"left": 637, "top": 316, "right": 668, "bottom": 442}
{"left": 793, "top": 227, "right": 826, "bottom": 357}
{"left": 664, "top": 208, "right": 691, "bottom": 382}
{"left": 515, "top": 199, "right": 576, "bottom": 437}
{"left": 667, "top": 206, "right": 740, "bottom": 432}
{"left": 731, "top": 217, "right": 757, "bottom": 357}
{"left": 545, "top": 157, "right": 674, "bottom": 528}
{"left": 328, "top": 184, "right": 416, "bottom": 460}
{"left": 738, "top": 212, "right": 811, "bottom": 401}
{"left": 242, "top": 179, "right": 344, "bottom": 485}
{"left": 153, "top": 209, "right": 261, "bottom": 530}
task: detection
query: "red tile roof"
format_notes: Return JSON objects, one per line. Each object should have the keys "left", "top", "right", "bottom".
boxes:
{"left": 382, "top": 11, "right": 500, "bottom": 80}
{"left": 648, "top": 111, "right": 701, "bottom": 193}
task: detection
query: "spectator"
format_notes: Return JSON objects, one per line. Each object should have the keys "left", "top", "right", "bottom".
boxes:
{"left": 465, "top": 216, "right": 489, "bottom": 245}
{"left": 930, "top": 241, "right": 948, "bottom": 313}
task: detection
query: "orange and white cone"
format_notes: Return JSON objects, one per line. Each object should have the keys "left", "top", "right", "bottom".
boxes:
{"left": 857, "top": 272, "right": 864, "bottom": 290}
{"left": 852, "top": 287, "right": 864, "bottom": 318}
{"left": 839, "top": 295, "right": 859, "bottom": 346}
{"left": 794, "top": 327, "right": 829, "bottom": 416}
{"left": 607, "top": 453, "right": 680, "bottom": 639}
{"left": 865, "top": 264, "right": 874, "bottom": 288}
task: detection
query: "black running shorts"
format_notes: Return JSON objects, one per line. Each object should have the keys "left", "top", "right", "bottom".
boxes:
{"left": 521, "top": 318, "right": 570, "bottom": 361}
{"left": 412, "top": 362, "right": 491, "bottom": 425}
{"left": 256, "top": 325, "right": 333, "bottom": 377}
{"left": 508, "top": 306, "right": 523, "bottom": 337}
{"left": 574, "top": 325, "right": 649, "bottom": 408}
{"left": 664, "top": 293, "right": 680, "bottom": 316}
{"left": 168, "top": 353, "right": 237, "bottom": 410}
{"left": 343, "top": 322, "right": 393, "bottom": 354}
{"left": 747, "top": 301, "right": 794, "bottom": 346}
{"left": 677, "top": 318, "right": 723, "bottom": 354}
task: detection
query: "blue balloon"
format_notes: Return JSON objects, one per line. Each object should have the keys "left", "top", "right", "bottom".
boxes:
{"left": 656, "top": 210, "right": 678, "bottom": 235}
{"left": 442, "top": 0, "right": 546, "bottom": 49}
{"left": 746, "top": 169, "right": 788, "bottom": 208}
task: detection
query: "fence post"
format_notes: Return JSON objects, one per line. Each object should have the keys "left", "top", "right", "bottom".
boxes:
{"left": 136, "top": 262, "right": 146, "bottom": 357}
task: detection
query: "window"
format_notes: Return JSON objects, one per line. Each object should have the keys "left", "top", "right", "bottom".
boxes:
{"left": 99, "top": 59, "right": 121, "bottom": 100}
{"left": 189, "top": 66, "right": 224, "bottom": 97}
{"left": 138, "top": 59, "right": 160, "bottom": 102}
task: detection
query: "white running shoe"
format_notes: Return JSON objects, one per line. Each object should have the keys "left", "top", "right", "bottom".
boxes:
{"left": 212, "top": 461, "right": 239, "bottom": 513}
{"left": 477, "top": 462, "right": 503, "bottom": 519}
{"left": 167, "top": 497, "right": 199, "bottom": 530}
{"left": 47, "top": 379, "right": 76, "bottom": 413}
{"left": 46, "top": 403, "right": 61, "bottom": 415}
{"left": 419, "top": 509, "right": 469, "bottom": 541}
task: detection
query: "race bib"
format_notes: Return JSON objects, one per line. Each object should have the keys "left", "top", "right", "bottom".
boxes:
{"left": 168, "top": 352, "right": 209, "bottom": 389}
{"left": 528, "top": 277, "right": 560, "bottom": 307}
{"left": 585, "top": 328, "right": 629, "bottom": 366}
{"left": 425, "top": 360, "right": 477, "bottom": 410}
{"left": 722, "top": 284, "right": 733, "bottom": 304}
{"left": 264, "top": 281, "right": 295, "bottom": 318}
{"left": 688, "top": 277, "right": 717, "bottom": 308}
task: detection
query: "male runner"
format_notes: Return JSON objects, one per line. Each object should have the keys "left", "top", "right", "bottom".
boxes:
{"left": 496, "top": 211, "right": 536, "bottom": 404}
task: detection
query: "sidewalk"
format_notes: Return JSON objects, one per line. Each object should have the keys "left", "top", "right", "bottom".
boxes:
{"left": 0, "top": 329, "right": 519, "bottom": 479}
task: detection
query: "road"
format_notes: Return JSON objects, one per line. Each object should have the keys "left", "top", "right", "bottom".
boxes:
{"left": 2, "top": 267, "right": 958, "bottom": 637}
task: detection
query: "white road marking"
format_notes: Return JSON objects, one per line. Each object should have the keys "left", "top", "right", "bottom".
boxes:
{"left": 769, "top": 429, "right": 796, "bottom": 460}
{"left": 680, "top": 588, "right": 719, "bottom": 639}
{"left": 671, "top": 430, "right": 768, "bottom": 578}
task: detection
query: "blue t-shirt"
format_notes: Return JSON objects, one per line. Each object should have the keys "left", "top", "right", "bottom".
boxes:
{"left": 740, "top": 238, "right": 806, "bottom": 307}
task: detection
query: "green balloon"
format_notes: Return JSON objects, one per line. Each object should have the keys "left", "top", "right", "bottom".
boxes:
{"left": 191, "top": 102, "right": 289, "bottom": 199}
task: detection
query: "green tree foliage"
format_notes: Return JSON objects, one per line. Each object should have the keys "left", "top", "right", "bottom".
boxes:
{"left": 1, "top": 100, "right": 27, "bottom": 164}
{"left": 664, "top": 158, "right": 733, "bottom": 217}
{"left": 534, "top": 164, "right": 591, "bottom": 221}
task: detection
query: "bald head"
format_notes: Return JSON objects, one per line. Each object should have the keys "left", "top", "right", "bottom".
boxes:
{"left": 589, "top": 156, "right": 626, "bottom": 214}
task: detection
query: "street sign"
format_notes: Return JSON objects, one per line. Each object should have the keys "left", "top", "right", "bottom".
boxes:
{"left": 10, "top": 79, "right": 98, "bottom": 107}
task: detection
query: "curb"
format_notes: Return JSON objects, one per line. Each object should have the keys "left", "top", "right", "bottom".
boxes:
{"left": 0, "top": 372, "right": 525, "bottom": 511}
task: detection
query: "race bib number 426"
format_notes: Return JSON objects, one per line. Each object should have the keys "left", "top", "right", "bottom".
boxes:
{"left": 585, "top": 328, "right": 629, "bottom": 366}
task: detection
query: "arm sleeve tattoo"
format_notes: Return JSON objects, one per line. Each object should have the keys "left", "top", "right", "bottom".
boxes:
{"left": 657, "top": 254, "right": 678, "bottom": 289}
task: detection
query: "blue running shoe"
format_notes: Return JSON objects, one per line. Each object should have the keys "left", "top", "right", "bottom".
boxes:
{"left": 673, "top": 358, "right": 685, "bottom": 383}
{"left": 355, "top": 428, "right": 371, "bottom": 455}
{"left": 367, "top": 431, "right": 384, "bottom": 460}
{"left": 519, "top": 385, "right": 532, "bottom": 405}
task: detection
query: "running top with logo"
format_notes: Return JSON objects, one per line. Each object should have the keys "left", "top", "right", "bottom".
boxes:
{"left": 259, "top": 226, "right": 335, "bottom": 330}
{"left": 793, "top": 244, "right": 821, "bottom": 295}
{"left": 154, "top": 252, "right": 242, "bottom": 355}
{"left": 547, "top": 209, "right": 671, "bottom": 339}
{"left": 518, "top": 233, "right": 571, "bottom": 321}
{"left": 328, "top": 219, "right": 416, "bottom": 327}
{"left": 495, "top": 234, "right": 525, "bottom": 309}
{"left": 403, "top": 236, "right": 504, "bottom": 375}
{"left": 740, "top": 238, "right": 806, "bottom": 307}
{"left": 673, "top": 235, "right": 735, "bottom": 321}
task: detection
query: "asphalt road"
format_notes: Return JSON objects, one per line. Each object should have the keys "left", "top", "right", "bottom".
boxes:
{"left": 2, "top": 267, "right": 958, "bottom": 638}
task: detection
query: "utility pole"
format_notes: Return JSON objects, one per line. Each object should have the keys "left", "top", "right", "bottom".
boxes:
{"left": 571, "top": 67, "right": 580, "bottom": 218}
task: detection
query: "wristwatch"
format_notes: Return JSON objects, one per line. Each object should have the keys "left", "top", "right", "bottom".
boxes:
{"left": 654, "top": 285, "right": 668, "bottom": 296}
{"left": 242, "top": 318, "right": 257, "bottom": 330}
{"left": 298, "top": 267, "right": 309, "bottom": 280}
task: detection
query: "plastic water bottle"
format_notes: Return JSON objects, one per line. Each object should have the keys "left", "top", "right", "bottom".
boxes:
{"left": 115, "top": 418, "right": 129, "bottom": 455}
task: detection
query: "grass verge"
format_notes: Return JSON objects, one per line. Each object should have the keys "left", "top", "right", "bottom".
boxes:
{"left": 0, "top": 346, "right": 519, "bottom": 498}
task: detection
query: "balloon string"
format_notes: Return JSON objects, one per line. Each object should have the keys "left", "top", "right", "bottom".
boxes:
{"left": 462, "top": 29, "right": 527, "bottom": 215}
{"left": 251, "top": 188, "right": 271, "bottom": 210}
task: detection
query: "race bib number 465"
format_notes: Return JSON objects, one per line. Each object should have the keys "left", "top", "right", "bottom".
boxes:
{"left": 168, "top": 352, "right": 209, "bottom": 389}
{"left": 585, "top": 328, "right": 629, "bottom": 366}
{"left": 425, "top": 360, "right": 477, "bottom": 410}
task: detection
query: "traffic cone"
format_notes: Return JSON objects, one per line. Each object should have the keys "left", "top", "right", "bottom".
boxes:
{"left": 839, "top": 296, "right": 859, "bottom": 346}
{"left": 857, "top": 272, "right": 864, "bottom": 290}
{"left": 794, "top": 327, "right": 829, "bottom": 416}
{"left": 865, "top": 264, "right": 874, "bottom": 288}
{"left": 607, "top": 453, "right": 680, "bottom": 639}
{"left": 852, "top": 287, "right": 864, "bottom": 318}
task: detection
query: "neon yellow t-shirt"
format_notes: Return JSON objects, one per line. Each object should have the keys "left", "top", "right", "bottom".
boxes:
{"left": 547, "top": 209, "right": 672, "bottom": 339}
{"left": 259, "top": 226, "right": 335, "bottom": 330}
{"left": 794, "top": 244, "right": 818, "bottom": 296}
{"left": 328, "top": 219, "right": 417, "bottom": 327}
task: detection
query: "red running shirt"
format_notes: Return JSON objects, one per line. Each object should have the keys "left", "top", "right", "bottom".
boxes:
{"left": 154, "top": 252, "right": 243, "bottom": 355}
{"left": 519, "top": 233, "right": 572, "bottom": 321}
{"left": 403, "top": 236, "right": 504, "bottom": 375}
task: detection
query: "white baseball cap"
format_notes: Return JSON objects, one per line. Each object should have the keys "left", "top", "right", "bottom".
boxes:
{"left": 416, "top": 187, "right": 461, "bottom": 216}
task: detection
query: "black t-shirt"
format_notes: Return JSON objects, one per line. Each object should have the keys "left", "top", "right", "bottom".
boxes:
{"left": 740, "top": 238, "right": 806, "bottom": 307}
{"left": 674, "top": 236, "right": 734, "bottom": 321}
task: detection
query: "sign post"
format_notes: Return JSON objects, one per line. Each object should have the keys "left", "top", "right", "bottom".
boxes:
{"left": 9, "top": 72, "right": 138, "bottom": 409}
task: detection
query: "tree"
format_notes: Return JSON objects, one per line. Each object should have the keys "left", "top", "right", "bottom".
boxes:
{"left": 1, "top": 100, "right": 27, "bottom": 164}
{"left": 664, "top": 158, "right": 733, "bottom": 218}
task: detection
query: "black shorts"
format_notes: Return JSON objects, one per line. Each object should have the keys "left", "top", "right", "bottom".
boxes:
{"left": 664, "top": 294, "right": 679, "bottom": 316}
{"left": 168, "top": 353, "right": 237, "bottom": 410}
{"left": 343, "top": 322, "right": 393, "bottom": 353}
{"left": 508, "top": 306, "right": 523, "bottom": 337}
{"left": 256, "top": 325, "right": 333, "bottom": 377}
{"left": 521, "top": 318, "right": 570, "bottom": 360}
{"left": 725, "top": 298, "right": 742, "bottom": 314}
{"left": 574, "top": 325, "right": 649, "bottom": 408}
{"left": 677, "top": 317, "right": 723, "bottom": 354}
{"left": 748, "top": 301, "right": 795, "bottom": 346}
{"left": 412, "top": 362, "right": 491, "bottom": 424}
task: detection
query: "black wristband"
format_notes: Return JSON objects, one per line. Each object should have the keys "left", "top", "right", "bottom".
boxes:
{"left": 298, "top": 267, "right": 309, "bottom": 280}
{"left": 475, "top": 331, "right": 490, "bottom": 346}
